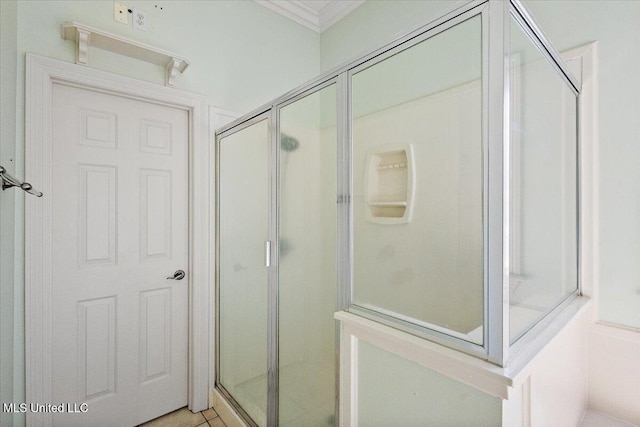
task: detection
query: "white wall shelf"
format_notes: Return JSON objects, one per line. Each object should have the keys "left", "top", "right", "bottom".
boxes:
{"left": 61, "top": 21, "right": 189, "bottom": 86}
{"left": 364, "top": 144, "right": 415, "bottom": 224}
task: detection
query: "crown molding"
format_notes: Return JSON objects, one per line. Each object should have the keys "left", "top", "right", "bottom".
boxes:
{"left": 317, "top": 1, "right": 365, "bottom": 32}
{"left": 254, "top": 0, "right": 365, "bottom": 33}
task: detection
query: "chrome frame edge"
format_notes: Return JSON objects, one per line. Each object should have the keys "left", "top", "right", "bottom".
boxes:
{"left": 509, "top": 0, "right": 581, "bottom": 94}
{"left": 214, "top": 125, "right": 221, "bottom": 397}
{"left": 480, "top": 3, "right": 491, "bottom": 356}
{"left": 486, "top": 0, "right": 509, "bottom": 366}
{"left": 335, "top": 72, "right": 350, "bottom": 424}
{"left": 267, "top": 106, "right": 279, "bottom": 427}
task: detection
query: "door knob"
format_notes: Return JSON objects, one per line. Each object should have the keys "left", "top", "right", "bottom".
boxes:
{"left": 167, "top": 270, "right": 185, "bottom": 280}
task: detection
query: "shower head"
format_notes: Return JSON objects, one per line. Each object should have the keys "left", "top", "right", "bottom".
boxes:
{"left": 281, "top": 134, "right": 299, "bottom": 152}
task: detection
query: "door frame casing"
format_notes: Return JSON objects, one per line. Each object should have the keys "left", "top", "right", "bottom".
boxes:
{"left": 24, "top": 53, "right": 210, "bottom": 426}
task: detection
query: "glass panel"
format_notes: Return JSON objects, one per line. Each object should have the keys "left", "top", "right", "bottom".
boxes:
{"left": 278, "top": 84, "right": 337, "bottom": 427}
{"left": 218, "top": 119, "right": 270, "bottom": 426}
{"left": 351, "top": 15, "right": 484, "bottom": 343}
{"left": 357, "top": 340, "right": 501, "bottom": 426}
{"left": 509, "top": 16, "right": 578, "bottom": 342}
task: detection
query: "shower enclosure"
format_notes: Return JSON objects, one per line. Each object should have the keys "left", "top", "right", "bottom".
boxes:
{"left": 216, "top": 85, "right": 339, "bottom": 427}
{"left": 215, "top": 0, "right": 581, "bottom": 425}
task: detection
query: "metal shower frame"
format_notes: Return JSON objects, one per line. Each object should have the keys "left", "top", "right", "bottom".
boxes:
{"left": 214, "top": 0, "right": 582, "bottom": 425}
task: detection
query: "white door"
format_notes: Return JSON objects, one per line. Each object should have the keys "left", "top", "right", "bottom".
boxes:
{"left": 49, "top": 83, "right": 189, "bottom": 426}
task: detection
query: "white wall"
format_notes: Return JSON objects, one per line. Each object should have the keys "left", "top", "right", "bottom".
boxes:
{"left": 0, "top": 2, "right": 320, "bottom": 426}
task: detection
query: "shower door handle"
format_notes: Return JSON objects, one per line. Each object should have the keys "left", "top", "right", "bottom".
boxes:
{"left": 265, "top": 241, "right": 271, "bottom": 267}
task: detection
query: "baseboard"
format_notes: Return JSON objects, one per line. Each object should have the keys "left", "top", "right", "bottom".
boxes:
{"left": 588, "top": 322, "right": 640, "bottom": 426}
{"left": 581, "top": 409, "right": 637, "bottom": 427}
{"left": 211, "top": 388, "right": 247, "bottom": 427}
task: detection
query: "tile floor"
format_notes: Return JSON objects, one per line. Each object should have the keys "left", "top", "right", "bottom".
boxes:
{"left": 142, "top": 359, "right": 335, "bottom": 427}
{"left": 139, "top": 406, "right": 227, "bottom": 427}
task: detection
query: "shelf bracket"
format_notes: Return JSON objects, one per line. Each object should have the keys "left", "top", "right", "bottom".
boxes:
{"left": 61, "top": 21, "right": 189, "bottom": 86}
{"left": 165, "top": 58, "right": 184, "bottom": 86}
{"left": 76, "top": 27, "right": 90, "bottom": 65}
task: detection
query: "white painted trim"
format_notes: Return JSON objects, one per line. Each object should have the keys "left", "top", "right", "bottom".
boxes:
{"left": 25, "top": 54, "right": 209, "bottom": 426}
{"left": 522, "top": 376, "right": 532, "bottom": 427}
{"left": 338, "top": 322, "right": 356, "bottom": 427}
{"left": 581, "top": 409, "right": 637, "bottom": 427}
{"left": 317, "top": 1, "right": 366, "bottom": 32}
{"left": 255, "top": 0, "right": 319, "bottom": 32}
{"left": 591, "top": 321, "right": 640, "bottom": 343}
{"left": 253, "top": 0, "right": 364, "bottom": 33}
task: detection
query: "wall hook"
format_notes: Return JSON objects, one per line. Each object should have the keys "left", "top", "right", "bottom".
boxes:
{"left": 0, "top": 165, "right": 43, "bottom": 197}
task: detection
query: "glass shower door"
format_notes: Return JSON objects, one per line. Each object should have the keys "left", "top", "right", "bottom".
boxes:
{"left": 278, "top": 83, "right": 338, "bottom": 426}
{"left": 217, "top": 117, "right": 270, "bottom": 426}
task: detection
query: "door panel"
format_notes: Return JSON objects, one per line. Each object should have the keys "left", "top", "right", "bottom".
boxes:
{"left": 218, "top": 118, "right": 270, "bottom": 427}
{"left": 79, "top": 165, "right": 117, "bottom": 264}
{"left": 140, "top": 169, "right": 172, "bottom": 259}
{"left": 140, "top": 288, "right": 172, "bottom": 383}
{"left": 78, "top": 297, "right": 117, "bottom": 401}
{"left": 50, "top": 83, "right": 189, "bottom": 426}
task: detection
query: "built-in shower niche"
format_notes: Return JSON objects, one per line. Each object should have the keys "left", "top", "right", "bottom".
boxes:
{"left": 365, "top": 144, "right": 414, "bottom": 224}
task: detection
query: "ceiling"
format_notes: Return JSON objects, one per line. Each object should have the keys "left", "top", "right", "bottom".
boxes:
{"left": 253, "top": 0, "right": 366, "bottom": 33}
